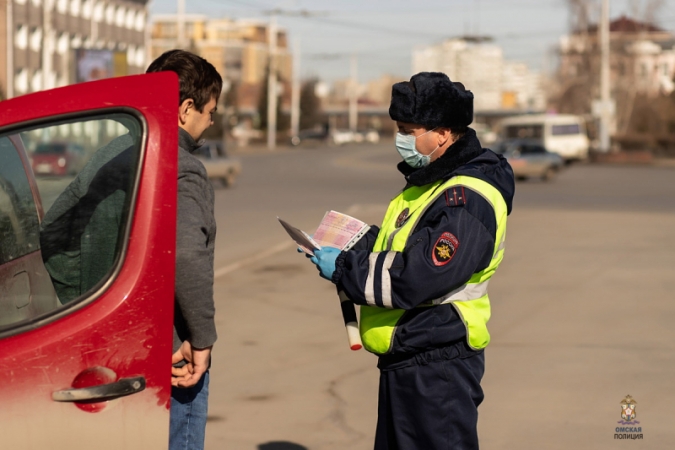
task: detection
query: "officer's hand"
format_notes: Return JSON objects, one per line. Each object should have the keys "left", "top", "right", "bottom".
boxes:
{"left": 297, "top": 234, "right": 315, "bottom": 258}
{"left": 310, "top": 246, "right": 341, "bottom": 281}
{"left": 297, "top": 246, "right": 313, "bottom": 258}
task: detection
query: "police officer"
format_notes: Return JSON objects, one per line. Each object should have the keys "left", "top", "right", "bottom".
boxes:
{"left": 308, "top": 72, "right": 515, "bottom": 449}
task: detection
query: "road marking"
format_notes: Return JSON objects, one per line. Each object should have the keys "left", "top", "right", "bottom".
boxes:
{"left": 214, "top": 241, "right": 295, "bottom": 278}
{"left": 213, "top": 204, "right": 363, "bottom": 279}
{"left": 332, "top": 155, "right": 392, "bottom": 172}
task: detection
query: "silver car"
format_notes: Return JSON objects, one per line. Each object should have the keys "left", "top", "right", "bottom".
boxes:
{"left": 194, "top": 140, "right": 242, "bottom": 188}
{"left": 493, "top": 139, "right": 564, "bottom": 181}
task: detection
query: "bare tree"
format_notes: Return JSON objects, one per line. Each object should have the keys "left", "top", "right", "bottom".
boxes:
{"left": 552, "top": 1, "right": 601, "bottom": 124}
{"left": 553, "top": 0, "right": 669, "bottom": 148}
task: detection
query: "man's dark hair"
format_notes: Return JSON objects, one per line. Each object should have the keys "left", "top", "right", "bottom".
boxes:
{"left": 146, "top": 49, "right": 223, "bottom": 112}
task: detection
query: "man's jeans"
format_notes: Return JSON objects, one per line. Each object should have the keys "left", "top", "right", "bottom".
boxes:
{"left": 169, "top": 371, "right": 209, "bottom": 450}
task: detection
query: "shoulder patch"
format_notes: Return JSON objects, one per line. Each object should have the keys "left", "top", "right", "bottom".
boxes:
{"left": 432, "top": 232, "right": 459, "bottom": 266}
{"left": 445, "top": 187, "right": 466, "bottom": 207}
{"left": 395, "top": 207, "right": 410, "bottom": 228}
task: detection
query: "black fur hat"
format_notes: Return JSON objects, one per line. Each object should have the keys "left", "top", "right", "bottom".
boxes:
{"left": 389, "top": 72, "right": 474, "bottom": 128}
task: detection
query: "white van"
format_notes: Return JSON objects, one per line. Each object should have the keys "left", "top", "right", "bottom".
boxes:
{"left": 498, "top": 114, "right": 589, "bottom": 161}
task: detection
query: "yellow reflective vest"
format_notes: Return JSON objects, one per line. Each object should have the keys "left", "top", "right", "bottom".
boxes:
{"left": 359, "top": 175, "right": 508, "bottom": 354}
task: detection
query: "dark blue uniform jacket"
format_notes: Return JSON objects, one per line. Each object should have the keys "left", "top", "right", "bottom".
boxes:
{"left": 332, "top": 128, "right": 515, "bottom": 356}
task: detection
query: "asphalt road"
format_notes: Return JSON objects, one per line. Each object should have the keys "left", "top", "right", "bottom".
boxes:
{"left": 205, "top": 141, "right": 675, "bottom": 450}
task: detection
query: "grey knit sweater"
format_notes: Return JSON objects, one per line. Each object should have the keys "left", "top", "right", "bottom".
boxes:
{"left": 173, "top": 128, "right": 217, "bottom": 353}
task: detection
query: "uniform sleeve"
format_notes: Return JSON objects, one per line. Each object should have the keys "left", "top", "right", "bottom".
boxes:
{"left": 334, "top": 191, "right": 495, "bottom": 310}
{"left": 174, "top": 171, "right": 217, "bottom": 349}
{"left": 348, "top": 225, "right": 380, "bottom": 251}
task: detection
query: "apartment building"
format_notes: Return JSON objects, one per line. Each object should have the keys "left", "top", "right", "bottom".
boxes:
{"left": 413, "top": 36, "right": 545, "bottom": 112}
{"left": 150, "top": 15, "right": 292, "bottom": 112}
{"left": 558, "top": 15, "right": 675, "bottom": 97}
{"left": 502, "top": 61, "right": 546, "bottom": 111}
{"left": 1, "top": 0, "right": 149, "bottom": 99}
{"left": 413, "top": 37, "right": 503, "bottom": 111}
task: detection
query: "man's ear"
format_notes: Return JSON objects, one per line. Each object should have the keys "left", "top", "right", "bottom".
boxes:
{"left": 178, "top": 99, "right": 195, "bottom": 125}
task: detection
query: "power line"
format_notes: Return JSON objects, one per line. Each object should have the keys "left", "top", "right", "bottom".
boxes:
{"left": 296, "top": 16, "right": 441, "bottom": 39}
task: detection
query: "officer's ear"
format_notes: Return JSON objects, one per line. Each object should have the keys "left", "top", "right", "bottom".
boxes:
{"left": 436, "top": 127, "right": 452, "bottom": 147}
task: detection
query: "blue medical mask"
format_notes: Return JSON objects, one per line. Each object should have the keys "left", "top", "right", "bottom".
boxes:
{"left": 395, "top": 128, "right": 439, "bottom": 168}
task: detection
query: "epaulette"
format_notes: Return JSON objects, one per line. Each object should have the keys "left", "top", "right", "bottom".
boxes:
{"left": 445, "top": 186, "right": 466, "bottom": 207}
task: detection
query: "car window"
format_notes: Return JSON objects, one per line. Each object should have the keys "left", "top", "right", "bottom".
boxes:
{"left": 521, "top": 145, "right": 546, "bottom": 155}
{"left": 0, "top": 112, "right": 143, "bottom": 332}
{"left": 0, "top": 136, "right": 48, "bottom": 327}
{"left": 0, "top": 137, "right": 40, "bottom": 265}
{"left": 213, "top": 142, "right": 226, "bottom": 157}
{"left": 504, "top": 124, "right": 543, "bottom": 139}
{"left": 551, "top": 124, "right": 581, "bottom": 136}
{"left": 35, "top": 143, "right": 67, "bottom": 154}
{"left": 492, "top": 142, "right": 506, "bottom": 154}
{"left": 195, "top": 144, "right": 213, "bottom": 159}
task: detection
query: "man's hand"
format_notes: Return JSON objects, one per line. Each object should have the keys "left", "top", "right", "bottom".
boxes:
{"left": 171, "top": 341, "right": 212, "bottom": 388}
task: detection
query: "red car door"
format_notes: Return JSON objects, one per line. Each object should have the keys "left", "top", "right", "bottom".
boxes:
{"left": 0, "top": 73, "right": 178, "bottom": 448}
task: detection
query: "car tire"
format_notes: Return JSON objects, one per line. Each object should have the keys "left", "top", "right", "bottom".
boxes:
{"left": 221, "top": 172, "right": 236, "bottom": 188}
{"left": 541, "top": 167, "right": 557, "bottom": 181}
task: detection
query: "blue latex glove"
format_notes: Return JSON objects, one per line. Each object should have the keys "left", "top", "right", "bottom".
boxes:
{"left": 310, "top": 246, "right": 341, "bottom": 281}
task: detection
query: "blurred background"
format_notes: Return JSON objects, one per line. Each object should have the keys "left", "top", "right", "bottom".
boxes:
{"left": 3, "top": 2, "right": 675, "bottom": 449}
{"left": 1, "top": 0, "right": 675, "bottom": 157}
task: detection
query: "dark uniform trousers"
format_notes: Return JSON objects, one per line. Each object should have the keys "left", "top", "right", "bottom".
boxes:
{"left": 374, "top": 340, "right": 485, "bottom": 450}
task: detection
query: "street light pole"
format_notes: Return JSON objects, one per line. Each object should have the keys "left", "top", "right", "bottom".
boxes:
{"left": 267, "top": 14, "right": 278, "bottom": 150}
{"left": 42, "top": 0, "right": 55, "bottom": 91}
{"left": 262, "top": 8, "right": 328, "bottom": 149}
{"left": 349, "top": 55, "right": 358, "bottom": 132}
{"left": 177, "top": 0, "right": 185, "bottom": 48}
{"left": 290, "top": 38, "right": 300, "bottom": 140}
{"left": 599, "top": 0, "right": 611, "bottom": 152}
{"left": 6, "top": 0, "right": 14, "bottom": 98}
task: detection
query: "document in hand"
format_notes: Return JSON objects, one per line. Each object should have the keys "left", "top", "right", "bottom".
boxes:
{"left": 279, "top": 211, "right": 369, "bottom": 352}
{"left": 277, "top": 218, "right": 322, "bottom": 255}
{"left": 278, "top": 211, "right": 370, "bottom": 254}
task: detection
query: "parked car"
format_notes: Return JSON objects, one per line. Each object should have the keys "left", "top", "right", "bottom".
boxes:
{"left": 498, "top": 114, "right": 589, "bottom": 162}
{"left": 331, "top": 129, "right": 355, "bottom": 145}
{"left": 30, "top": 141, "right": 86, "bottom": 176}
{"left": 194, "top": 140, "right": 242, "bottom": 188}
{"left": 493, "top": 139, "right": 564, "bottom": 181}
{"left": 0, "top": 72, "right": 180, "bottom": 447}
{"left": 333, "top": 129, "right": 380, "bottom": 145}
{"left": 290, "top": 125, "right": 330, "bottom": 146}
{"left": 355, "top": 129, "right": 380, "bottom": 144}
{"left": 290, "top": 127, "right": 380, "bottom": 147}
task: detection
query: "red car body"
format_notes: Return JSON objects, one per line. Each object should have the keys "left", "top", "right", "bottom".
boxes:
{"left": 0, "top": 73, "right": 178, "bottom": 448}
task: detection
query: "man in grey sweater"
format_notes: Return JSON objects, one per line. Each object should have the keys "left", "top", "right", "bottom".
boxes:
{"left": 40, "top": 50, "right": 221, "bottom": 450}
{"left": 147, "top": 50, "right": 222, "bottom": 450}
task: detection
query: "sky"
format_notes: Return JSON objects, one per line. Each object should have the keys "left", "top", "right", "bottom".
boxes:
{"left": 148, "top": 0, "right": 675, "bottom": 83}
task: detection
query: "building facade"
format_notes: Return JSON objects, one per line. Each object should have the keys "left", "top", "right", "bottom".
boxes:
{"left": 558, "top": 16, "right": 675, "bottom": 100}
{"left": 555, "top": 16, "right": 675, "bottom": 139}
{"left": 1, "top": 0, "right": 149, "bottom": 99}
{"left": 150, "top": 15, "right": 292, "bottom": 114}
{"left": 413, "top": 36, "right": 545, "bottom": 112}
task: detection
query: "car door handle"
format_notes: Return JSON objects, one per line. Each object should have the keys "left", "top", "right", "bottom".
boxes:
{"left": 52, "top": 376, "right": 146, "bottom": 402}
